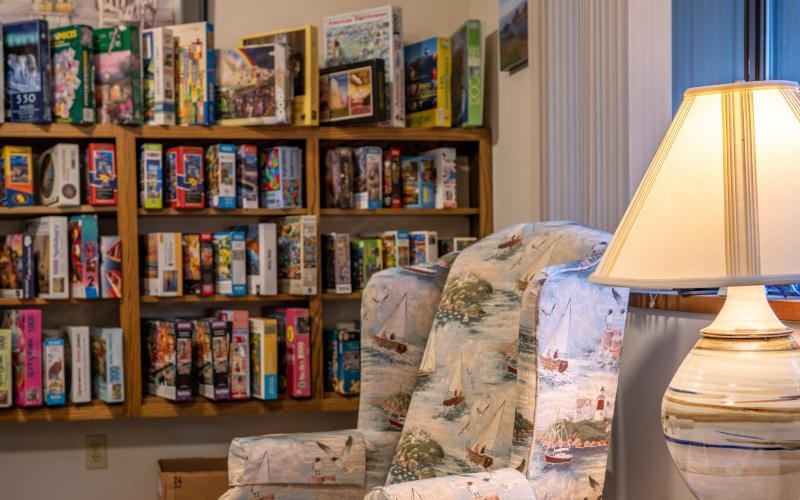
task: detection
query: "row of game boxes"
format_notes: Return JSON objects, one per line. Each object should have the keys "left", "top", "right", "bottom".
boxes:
{"left": 144, "top": 309, "right": 310, "bottom": 402}
{"left": 0, "top": 313, "right": 123, "bottom": 408}
{"left": 323, "top": 231, "right": 476, "bottom": 293}
{"left": 0, "top": 144, "right": 117, "bottom": 207}
{"left": 325, "top": 146, "right": 462, "bottom": 210}
{"left": 140, "top": 144, "right": 302, "bottom": 210}
{"left": 0, "top": 216, "right": 120, "bottom": 300}
{"left": 324, "top": 325, "right": 360, "bottom": 397}
{"left": 142, "top": 216, "right": 317, "bottom": 298}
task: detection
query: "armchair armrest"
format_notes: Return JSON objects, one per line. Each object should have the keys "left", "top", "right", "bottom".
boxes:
{"left": 364, "top": 468, "right": 534, "bottom": 500}
{"left": 228, "top": 430, "right": 366, "bottom": 487}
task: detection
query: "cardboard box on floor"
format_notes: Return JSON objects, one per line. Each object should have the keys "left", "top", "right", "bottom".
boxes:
{"left": 158, "top": 458, "right": 228, "bottom": 500}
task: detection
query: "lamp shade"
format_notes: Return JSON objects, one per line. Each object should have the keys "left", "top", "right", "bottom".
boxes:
{"left": 591, "top": 80, "right": 800, "bottom": 289}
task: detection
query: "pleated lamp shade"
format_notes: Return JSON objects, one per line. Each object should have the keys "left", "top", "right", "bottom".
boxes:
{"left": 591, "top": 80, "right": 800, "bottom": 289}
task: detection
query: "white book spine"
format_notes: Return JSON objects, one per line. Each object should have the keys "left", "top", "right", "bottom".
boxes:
{"left": 158, "top": 233, "right": 181, "bottom": 296}
{"left": 426, "top": 148, "right": 457, "bottom": 209}
{"left": 391, "top": 6, "right": 405, "bottom": 127}
{"left": 68, "top": 326, "right": 91, "bottom": 404}
{"left": 260, "top": 223, "right": 277, "bottom": 295}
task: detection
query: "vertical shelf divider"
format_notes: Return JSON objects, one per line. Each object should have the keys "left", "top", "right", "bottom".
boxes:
{"left": 306, "top": 136, "right": 325, "bottom": 400}
{"left": 478, "top": 128, "right": 494, "bottom": 238}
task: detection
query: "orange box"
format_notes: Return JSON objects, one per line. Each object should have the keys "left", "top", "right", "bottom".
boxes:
{"left": 158, "top": 458, "right": 228, "bottom": 500}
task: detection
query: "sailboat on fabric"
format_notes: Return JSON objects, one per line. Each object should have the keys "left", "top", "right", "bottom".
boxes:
{"left": 418, "top": 333, "right": 436, "bottom": 379}
{"left": 443, "top": 354, "right": 466, "bottom": 406}
{"left": 370, "top": 294, "right": 408, "bottom": 354}
{"left": 538, "top": 299, "right": 571, "bottom": 373}
{"left": 542, "top": 416, "right": 574, "bottom": 464}
{"left": 466, "top": 400, "right": 507, "bottom": 468}
{"left": 516, "top": 236, "right": 560, "bottom": 292}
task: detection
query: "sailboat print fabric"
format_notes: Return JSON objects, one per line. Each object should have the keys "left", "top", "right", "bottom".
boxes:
{"left": 365, "top": 467, "right": 534, "bottom": 499}
{"left": 510, "top": 256, "right": 628, "bottom": 500}
{"left": 385, "top": 222, "right": 610, "bottom": 484}
{"left": 358, "top": 259, "right": 453, "bottom": 432}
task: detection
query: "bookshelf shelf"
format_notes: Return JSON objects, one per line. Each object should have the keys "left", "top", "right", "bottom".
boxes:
{"left": 0, "top": 205, "right": 117, "bottom": 217}
{"left": 0, "top": 297, "right": 119, "bottom": 306}
{"left": 320, "top": 208, "right": 479, "bottom": 216}
{"left": 139, "top": 208, "right": 308, "bottom": 217}
{"left": 0, "top": 123, "right": 491, "bottom": 423}
{"left": 140, "top": 294, "right": 308, "bottom": 303}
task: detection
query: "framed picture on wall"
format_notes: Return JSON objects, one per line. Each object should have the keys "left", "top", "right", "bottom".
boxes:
{"left": 499, "top": 0, "right": 529, "bottom": 71}
{"left": 0, "top": 0, "right": 201, "bottom": 29}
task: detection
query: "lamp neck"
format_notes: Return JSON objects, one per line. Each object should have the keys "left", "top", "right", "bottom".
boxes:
{"left": 701, "top": 285, "right": 793, "bottom": 338}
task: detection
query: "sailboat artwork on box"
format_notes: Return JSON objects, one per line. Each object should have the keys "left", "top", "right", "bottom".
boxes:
{"left": 369, "top": 294, "right": 408, "bottom": 354}
{"left": 466, "top": 400, "right": 507, "bottom": 469}
{"left": 538, "top": 299, "right": 571, "bottom": 373}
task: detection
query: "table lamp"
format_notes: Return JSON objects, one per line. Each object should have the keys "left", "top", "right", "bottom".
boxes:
{"left": 590, "top": 80, "right": 800, "bottom": 499}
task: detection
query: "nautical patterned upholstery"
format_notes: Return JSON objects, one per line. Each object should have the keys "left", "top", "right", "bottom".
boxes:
{"left": 365, "top": 468, "right": 534, "bottom": 499}
{"left": 220, "top": 259, "right": 453, "bottom": 500}
{"left": 510, "top": 258, "right": 629, "bottom": 499}
{"left": 385, "top": 222, "right": 620, "bottom": 487}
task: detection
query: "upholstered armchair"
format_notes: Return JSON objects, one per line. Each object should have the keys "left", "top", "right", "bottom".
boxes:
{"left": 220, "top": 256, "right": 454, "bottom": 499}
{"left": 367, "top": 222, "right": 629, "bottom": 499}
{"left": 221, "top": 222, "right": 629, "bottom": 500}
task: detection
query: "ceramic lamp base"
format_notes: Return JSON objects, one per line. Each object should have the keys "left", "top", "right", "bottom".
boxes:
{"left": 662, "top": 286, "right": 800, "bottom": 500}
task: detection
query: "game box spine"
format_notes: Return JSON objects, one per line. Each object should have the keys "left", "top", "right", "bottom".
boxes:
{"left": 246, "top": 223, "right": 277, "bottom": 296}
{"left": 4, "top": 20, "right": 52, "bottom": 123}
{"left": 93, "top": 25, "right": 142, "bottom": 125}
{"left": 236, "top": 144, "right": 258, "bottom": 209}
{"left": 100, "top": 235, "right": 122, "bottom": 298}
{"left": 425, "top": 147, "right": 457, "bottom": 209}
{"left": 0, "top": 328, "right": 10, "bottom": 408}
{"left": 199, "top": 232, "right": 215, "bottom": 296}
{"left": 142, "top": 27, "right": 176, "bottom": 125}
{"left": 86, "top": 143, "right": 117, "bottom": 206}
{"left": 382, "top": 147, "right": 402, "bottom": 208}
{"left": 174, "top": 320, "right": 194, "bottom": 402}
{"left": 354, "top": 146, "right": 383, "bottom": 209}
{"left": 182, "top": 233, "right": 201, "bottom": 295}
{"left": 284, "top": 308, "right": 311, "bottom": 398}
{"left": 166, "top": 146, "right": 205, "bottom": 209}
{"left": 172, "top": 22, "right": 215, "bottom": 126}
{"left": 68, "top": 214, "right": 99, "bottom": 299}
{"left": 43, "top": 336, "right": 66, "bottom": 406}
{"left": 217, "top": 310, "right": 250, "bottom": 400}
{"left": 2, "top": 146, "right": 34, "bottom": 206}
{"left": 39, "top": 143, "right": 80, "bottom": 207}
{"left": 66, "top": 326, "right": 91, "bottom": 404}
{"left": 323, "top": 232, "right": 352, "bottom": 294}
{"left": 12, "top": 309, "right": 43, "bottom": 407}
{"left": 27, "top": 216, "right": 69, "bottom": 299}
{"left": 249, "top": 317, "right": 278, "bottom": 400}
{"left": 139, "top": 143, "right": 163, "bottom": 209}
{"left": 206, "top": 143, "right": 237, "bottom": 209}
{"left": 51, "top": 24, "right": 95, "bottom": 124}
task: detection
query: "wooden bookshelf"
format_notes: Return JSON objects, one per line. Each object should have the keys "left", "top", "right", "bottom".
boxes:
{"left": 0, "top": 124, "right": 492, "bottom": 423}
{"left": 0, "top": 297, "right": 119, "bottom": 306}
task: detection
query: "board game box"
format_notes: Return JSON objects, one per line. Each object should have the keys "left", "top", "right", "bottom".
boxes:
{"left": 142, "top": 27, "right": 176, "bottom": 125}
{"left": 51, "top": 25, "right": 95, "bottom": 124}
{"left": 236, "top": 144, "right": 258, "bottom": 209}
{"left": 354, "top": 146, "right": 382, "bottom": 209}
{"left": 139, "top": 143, "right": 163, "bottom": 209}
{"left": 454, "top": 236, "right": 477, "bottom": 251}
{"left": 216, "top": 310, "right": 250, "bottom": 400}
{"left": 100, "top": 235, "right": 122, "bottom": 298}
{"left": 260, "top": 146, "right": 303, "bottom": 209}
{"left": 410, "top": 230, "right": 439, "bottom": 264}
{"left": 192, "top": 318, "right": 230, "bottom": 401}
{"left": 69, "top": 214, "right": 99, "bottom": 299}
{"left": 405, "top": 36, "right": 451, "bottom": 127}
{"left": 382, "top": 147, "right": 402, "bottom": 208}
{"left": 244, "top": 223, "right": 277, "bottom": 296}
{"left": 350, "top": 238, "right": 383, "bottom": 290}
{"left": 166, "top": 146, "right": 205, "bottom": 209}
{"left": 66, "top": 325, "right": 91, "bottom": 404}
{"left": 4, "top": 20, "right": 52, "bottom": 123}
{"left": 93, "top": 25, "right": 142, "bottom": 125}
{"left": 206, "top": 143, "right": 237, "bottom": 209}
{"left": 51, "top": 24, "right": 94, "bottom": 124}
{"left": 27, "top": 216, "right": 69, "bottom": 299}
{"left": 0, "top": 328, "right": 10, "bottom": 408}
{"left": 213, "top": 231, "right": 246, "bottom": 297}
{"left": 319, "top": 58, "right": 387, "bottom": 124}
{"left": 424, "top": 147, "right": 457, "bottom": 208}
{"left": 323, "top": 6, "right": 404, "bottom": 127}
{"left": 451, "top": 20, "right": 482, "bottom": 128}
{"left": 249, "top": 317, "right": 278, "bottom": 400}
{"left": 86, "top": 143, "right": 117, "bottom": 206}
{"left": 146, "top": 320, "right": 191, "bottom": 402}
{"left": 2, "top": 145, "right": 34, "bottom": 206}
{"left": 171, "top": 22, "right": 215, "bottom": 126}
{"left": 39, "top": 143, "right": 80, "bottom": 207}
{"left": 0, "top": 26, "right": 4, "bottom": 123}
{"left": 182, "top": 233, "right": 201, "bottom": 296}
{"left": 9, "top": 310, "right": 42, "bottom": 407}
{"left": 381, "top": 230, "right": 410, "bottom": 268}
{"left": 323, "top": 232, "right": 352, "bottom": 294}
{"left": 43, "top": 336, "right": 66, "bottom": 406}
{"left": 324, "top": 327, "right": 360, "bottom": 396}
{"left": 216, "top": 43, "right": 291, "bottom": 125}
{"left": 400, "top": 156, "right": 436, "bottom": 208}
{"left": 199, "top": 232, "right": 214, "bottom": 296}
{"left": 277, "top": 215, "right": 317, "bottom": 295}
{"left": 90, "top": 327, "right": 124, "bottom": 403}
{"left": 241, "top": 25, "right": 319, "bottom": 126}
{"left": 142, "top": 232, "right": 182, "bottom": 297}
{"left": 0, "top": 234, "right": 26, "bottom": 298}
{"left": 268, "top": 308, "right": 310, "bottom": 398}
{"left": 324, "top": 147, "right": 354, "bottom": 208}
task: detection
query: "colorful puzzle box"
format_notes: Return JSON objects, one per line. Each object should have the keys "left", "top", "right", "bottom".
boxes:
{"left": 3, "top": 20, "right": 52, "bottom": 123}
{"left": 93, "top": 25, "right": 142, "bottom": 125}
{"left": 171, "top": 22, "right": 215, "bottom": 126}
{"left": 166, "top": 146, "right": 205, "bottom": 209}
{"left": 51, "top": 24, "right": 95, "bottom": 124}
{"left": 320, "top": 58, "right": 386, "bottom": 125}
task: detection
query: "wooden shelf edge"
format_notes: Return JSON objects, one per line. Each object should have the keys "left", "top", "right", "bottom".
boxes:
{"left": 138, "top": 395, "right": 358, "bottom": 418}
{"left": 140, "top": 294, "right": 309, "bottom": 303}
{"left": 0, "top": 297, "right": 119, "bottom": 306}
{"left": 0, "top": 205, "right": 117, "bottom": 216}
{"left": 320, "top": 208, "right": 479, "bottom": 216}
{"left": 0, "top": 401, "right": 126, "bottom": 423}
{"left": 630, "top": 292, "right": 800, "bottom": 322}
{"left": 139, "top": 208, "right": 307, "bottom": 217}
{"left": 0, "top": 123, "right": 118, "bottom": 138}
{"left": 322, "top": 292, "right": 363, "bottom": 301}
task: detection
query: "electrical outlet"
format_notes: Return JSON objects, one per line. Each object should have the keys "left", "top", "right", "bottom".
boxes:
{"left": 85, "top": 434, "right": 107, "bottom": 470}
